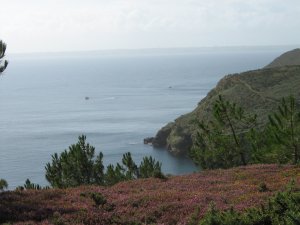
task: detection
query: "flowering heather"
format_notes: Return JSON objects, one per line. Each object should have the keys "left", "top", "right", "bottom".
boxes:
{"left": 0, "top": 164, "right": 299, "bottom": 224}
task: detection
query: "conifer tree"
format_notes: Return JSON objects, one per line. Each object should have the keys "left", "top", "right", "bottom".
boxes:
{"left": 0, "top": 40, "right": 8, "bottom": 190}
{"left": 0, "top": 40, "right": 8, "bottom": 73}
{"left": 139, "top": 156, "right": 162, "bottom": 178}
{"left": 104, "top": 163, "right": 126, "bottom": 186}
{"left": 45, "top": 138, "right": 165, "bottom": 188}
{"left": 122, "top": 152, "right": 139, "bottom": 179}
{"left": 191, "top": 95, "right": 257, "bottom": 169}
{"left": 268, "top": 95, "right": 300, "bottom": 164}
{"left": 0, "top": 179, "right": 8, "bottom": 191}
{"left": 45, "top": 135, "right": 105, "bottom": 188}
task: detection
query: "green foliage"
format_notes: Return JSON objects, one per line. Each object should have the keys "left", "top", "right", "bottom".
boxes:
{"left": 0, "top": 179, "right": 8, "bottom": 191}
{"left": 268, "top": 95, "right": 300, "bottom": 164}
{"left": 258, "top": 182, "right": 269, "bottom": 192}
{"left": 0, "top": 40, "right": 8, "bottom": 73}
{"left": 0, "top": 41, "right": 8, "bottom": 190}
{"left": 191, "top": 95, "right": 258, "bottom": 169}
{"left": 105, "top": 154, "right": 165, "bottom": 185}
{"left": 16, "top": 179, "right": 50, "bottom": 191}
{"left": 45, "top": 135, "right": 105, "bottom": 188}
{"left": 104, "top": 163, "right": 127, "bottom": 186}
{"left": 187, "top": 207, "right": 201, "bottom": 225}
{"left": 198, "top": 183, "right": 300, "bottom": 225}
{"left": 45, "top": 136, "right": 165, "bottom": 188}
{"left": 139, "top": 156, "right": 163, "bottom": 179}
{"left": 192, "top": 94, "right": 300, "bottom": 169}
{"left": 90, "top": 192, "right": 107, "bottom": 206}
{"left": 122, "top": 152, "right": 139, "bottom": 179}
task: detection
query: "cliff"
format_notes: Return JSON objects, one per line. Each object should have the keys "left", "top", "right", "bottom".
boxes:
{"left": 150, "top": 49, "right": 300, "bottom": 155}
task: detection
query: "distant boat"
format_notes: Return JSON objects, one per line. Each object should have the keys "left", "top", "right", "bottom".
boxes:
{"left": 85, "top": 97, "right": 89, "bottom": 100}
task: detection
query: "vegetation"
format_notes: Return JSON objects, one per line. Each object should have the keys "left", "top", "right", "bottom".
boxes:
{"left": 0, "top": 164, "right": 299, "bottom": 224}
{"left": 196, "top": 181, "right": 300, "bottom": 225}
{"left": 0, "top": 40, "right": 8, "bottom": 73}
{"left": 0, "top": 40, "right": 8, "bottom": 190}
{"left": 152, "top": 64, "right": 300, "bottom": 156}
{"left": 191, "top": 95, "right": 257, "bottom": 169}
{"left": 16, "top": 179, "right": 50, "bottom": 191}
{"left": 45, "top": 135, "right": 165, "bottom": 188}
{"left": 191, "top": 94, "right": 300, "bottom": 169}
{"left": 1, "top": 47, "right": 300, "bottom": 224}
{"left": 268, "top": 95, "right": 300, "bottom": 164}
{"left": 45, "top": 135, "right": 105, "bottom": 188}
{"left": 0, "top": 179, "right": 8, "bottom": 191}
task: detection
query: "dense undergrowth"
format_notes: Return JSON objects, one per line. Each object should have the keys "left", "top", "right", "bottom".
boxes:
{"left": 0, "top": 164, "right": 299, "bottom": 224}
{"left": 192, "top": 180, "right": 300, "bottom": 225}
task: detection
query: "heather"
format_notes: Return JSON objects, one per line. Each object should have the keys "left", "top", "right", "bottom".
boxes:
{"left": 197, "top": 181, "right": 300, "bottom": 225}
{"left": 1, "top": 164, "right": 299, "bottom": 224}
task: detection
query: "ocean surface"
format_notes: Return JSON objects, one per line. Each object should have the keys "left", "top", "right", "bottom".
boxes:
{"left": 0, "top": 47, "right": 294, "bottom": 189}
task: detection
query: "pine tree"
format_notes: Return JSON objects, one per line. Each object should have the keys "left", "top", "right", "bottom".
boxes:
{"left": 191, "top": 95, "right": 258, "bottom": 169}
{"left": 122, "top": 152, "right": 139, "bottom": 179}
{"left": 45, "top": 135, "right": 105, "bottom": 188}
{"left": 139, "top": 156, "right": 162, "bottom": 178}
{"left": 0, "top": 179, "right": 8, "bottom": 191}
{"left": 0, "top": 40, "right": 8, "bottom": 73}
{"left": 0, "top": 40, "right": 8, "bottom": 190}
{"left": 268, "top": 95, "right": 300, "bottom": 164}
{"left": 104, "top": 163, "right": 126, "bottom": 186}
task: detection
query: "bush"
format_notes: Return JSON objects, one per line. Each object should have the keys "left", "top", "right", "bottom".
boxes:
{"left": 90, "top": 192, "right": 107, "bottom": 207}
{"left": 258, "top": 182, "right": 269, "bottom": 193}
{"left": 198, "top": 183, "right": 300, "bottom": 225}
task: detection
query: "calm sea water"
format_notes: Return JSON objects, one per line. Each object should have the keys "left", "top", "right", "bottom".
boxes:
{"left": 0, "top": 47, "right": 293, "bottom": 189}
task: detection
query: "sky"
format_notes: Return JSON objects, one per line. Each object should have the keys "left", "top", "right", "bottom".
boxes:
{"left": 0, "top": 0, "right": 299, "bottom": 53}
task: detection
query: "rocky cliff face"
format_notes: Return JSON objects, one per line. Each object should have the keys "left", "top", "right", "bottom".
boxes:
{"left": 147, "top": 49, "right": 300, "bottom": 155}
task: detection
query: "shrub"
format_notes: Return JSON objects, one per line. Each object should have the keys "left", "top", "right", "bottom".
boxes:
{"left": 258, "top": 182, "right": 269, "bottom": 193}
{"left": 90, "top": 192, "right": 107, "bottom": 207}
{"left": 198, "top": 183, "right": 300, "bottom": 225}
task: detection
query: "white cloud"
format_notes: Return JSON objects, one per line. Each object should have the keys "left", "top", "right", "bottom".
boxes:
{"left": 0, "top": 0, "right": 299, "bottom": 53}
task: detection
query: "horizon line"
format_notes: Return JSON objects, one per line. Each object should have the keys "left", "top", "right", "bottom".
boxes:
{"left": 8, "top": 44, "right": 300, "bottom": 55}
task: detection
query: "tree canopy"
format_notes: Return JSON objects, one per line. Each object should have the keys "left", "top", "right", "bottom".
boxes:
{"left": 45, "top": 135, "right": 165, "bottom": 188}
{"left": 0, "top": 40, "right": 8, "bottom": 73}
{"left": 191, "top": 95, "right": 300, "bottom": 169}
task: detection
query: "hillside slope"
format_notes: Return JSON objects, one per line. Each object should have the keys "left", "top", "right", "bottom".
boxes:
{"left": 0, "top": 164, "right": 299, "bottom": 224}
{"left": 150, "top": 50, "right": 300, "bottom": 155}
{"left": 266, "top": 48, "right": 300, "bottom": 68}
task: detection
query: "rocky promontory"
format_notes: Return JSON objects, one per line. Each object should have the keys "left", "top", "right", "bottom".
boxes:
{"left": 146, "top": 49, "right": 300, "bottom": 155}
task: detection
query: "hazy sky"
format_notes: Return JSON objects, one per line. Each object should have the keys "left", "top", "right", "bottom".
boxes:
{"left": 0, "top": 0, "right": 299, "bottom": 53}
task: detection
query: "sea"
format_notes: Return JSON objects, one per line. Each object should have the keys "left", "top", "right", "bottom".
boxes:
{"left": 0, "top": 46, "right": 295, "bottom": 189}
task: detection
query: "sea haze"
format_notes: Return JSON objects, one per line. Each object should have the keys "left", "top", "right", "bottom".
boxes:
{"left": 0, "top": 47, "right": 292, "bottom": 189}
